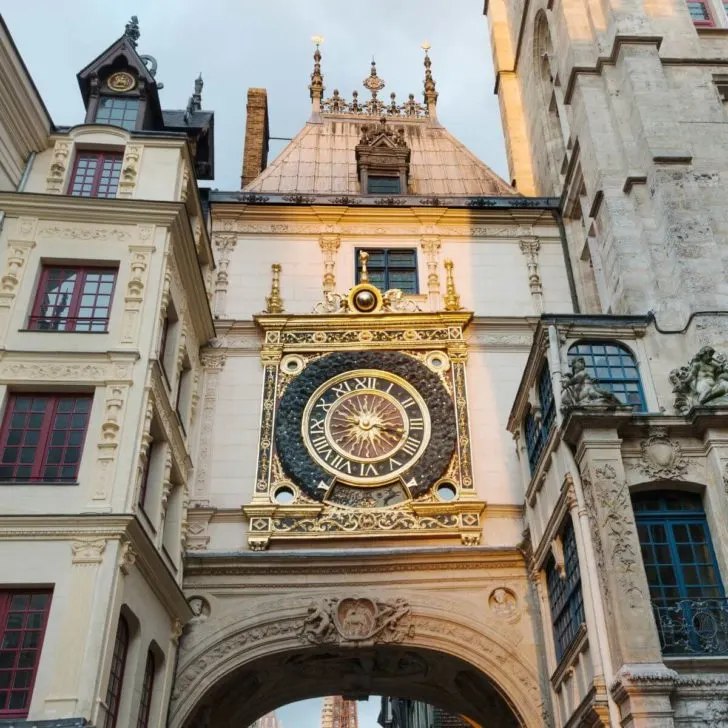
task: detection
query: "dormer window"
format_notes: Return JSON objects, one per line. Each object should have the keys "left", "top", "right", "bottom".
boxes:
{"left": 367, "top": 176, "right": 401, "bottom": 194}
{"left": 95, "top": 96, "right": 140, "bottom": 131}
{"left": 355, "top": 116, "right": 410, "bottom": 195}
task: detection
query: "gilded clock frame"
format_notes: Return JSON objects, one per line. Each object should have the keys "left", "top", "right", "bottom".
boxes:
{"left": 242, "top": 309, "right": 486, "bottom": 550}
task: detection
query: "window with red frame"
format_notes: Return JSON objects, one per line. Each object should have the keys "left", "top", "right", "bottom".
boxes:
{"left": 136, "top": 651, "right": 155, "bottom": 728}
{"left": 69, "top": 152, "right": 123, "bottom": 198}
{"left": 689, "top": 1, "right": 715, "bottom": 25}
{"left": 0, "top": 395, "right": 92, "bottom": 483}
{"left": 29, "top": 266, "right": 117, "bottom": 332}
{"left": 0, "top": 591, "right": 52, "bottom": 717}
{"left": 103, "top": 617, "right": 129, "bottom": 728}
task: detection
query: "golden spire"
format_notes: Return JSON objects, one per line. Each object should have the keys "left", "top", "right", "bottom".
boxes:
{"left": 265, "top": 264, "right": 284, "bottom": 313}
{"left": 443, "top": 259, "right": 462, "bottom": 311}
{"left": 359, "top": 250, "right": 370, "bottom": 283}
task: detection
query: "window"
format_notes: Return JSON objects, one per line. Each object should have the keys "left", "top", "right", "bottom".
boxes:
{"left": 546, "top": 520, "right": 585, "bottom": 661}
{"left": 95, "top": 97, "right": 140, "bottom": 131}
{"left": 355, "top": 249, "right": 418, "bottom": 294}
{"left": 69, "top": 152, "right": 123, "bottom": 198}
{"left": 367, "top": 176, "right": 401, "bottom": 194}
{"left": 524, "top": 364, "right": 556, "bottom": 474}
{"left": 175, "top": 362, "right": 192, "bottom": 434}
{"left": 103, "top": 617, "right": 129, "bottom": 728}
{"left": 136, "top": 651, "right": 155, "bottom": 728}
{"left": 567, "top": 341, "right": 646, "bottom": 411}
{"left": 0, "top": 394, "right": 92, "bottom": 483}
{"left": 29, "top": 266, "right": 117, "bottom": 332}
{"left": 0, "top": 591, "right": 52, "bottom": 717}
{"left": 688, "top": 1, "right": 715, "bottom": 25}
{"left": 634, "top": 491, "right": 726, "bottom": 654}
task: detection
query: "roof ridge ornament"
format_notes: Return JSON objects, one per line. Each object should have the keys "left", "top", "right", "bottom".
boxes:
{"left": 422, "top": 42, "right": 439, "bottom": 120}
{"left": 185, "top": 73, "right": 204, "bottom": 120}
{"left": 124, "top": 15, "right": 140, "bottom": 48}
{"left": 309, "top": 35, "right": 325, "bottom": 115}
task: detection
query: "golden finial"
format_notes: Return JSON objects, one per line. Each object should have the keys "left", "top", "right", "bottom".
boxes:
{"left": 443, "top": 259, "right": 462, "bottom": 311}
{"left": 359, "top": 250, "right": 370, "bottom": 283}
{"left": 422, "top": 41, "right": 438, "bottom": 115}
{"left": 265, "top": 264, "right": 284, "bottom": 313}
{"left": 309, "top": 36, "right": 325, "bottom": 106}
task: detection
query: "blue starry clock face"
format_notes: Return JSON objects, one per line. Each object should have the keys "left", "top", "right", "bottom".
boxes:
{"left": 302, "top": 369, "right": 430, "bottom": 486}
{"left": 275, "top": 351, "right": 458, "bottom": 502}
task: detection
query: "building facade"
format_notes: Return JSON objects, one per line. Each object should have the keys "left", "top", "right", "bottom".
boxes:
{"left": 0, "top": 1, "right": 726, "bottom": 727}
{"left": 321, "top": 696, "right": 358, "bottom": 728}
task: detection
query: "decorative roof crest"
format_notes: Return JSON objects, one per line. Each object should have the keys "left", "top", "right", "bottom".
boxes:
{"left": 124, "top": 15, "right": 140, "bottom": 48}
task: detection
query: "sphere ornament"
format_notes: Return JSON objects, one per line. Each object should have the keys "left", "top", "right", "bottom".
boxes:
{"left": 275, "top": 351, "right": 457, "bottom": 501}
{"left": 347, "top": 282, "right": 384, "bottom": 313}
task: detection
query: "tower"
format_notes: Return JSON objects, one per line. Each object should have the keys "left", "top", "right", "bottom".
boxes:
{"left": 486, "top": 0, "right": 728, "bottom": 328}
{"left": 320, "top": 696, "right": 358, "bottom": 728}
{"left": 486, "top": 2, "right": 728, "bottom": 727}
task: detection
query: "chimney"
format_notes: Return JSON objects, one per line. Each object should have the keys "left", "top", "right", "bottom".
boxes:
{"left": 241, "top": 88, "right": 270, "bottom": 188}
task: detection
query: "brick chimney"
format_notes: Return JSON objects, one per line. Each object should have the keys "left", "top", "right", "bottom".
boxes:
{"left": 241, "top": 88, "right": 270, "bottom": 188}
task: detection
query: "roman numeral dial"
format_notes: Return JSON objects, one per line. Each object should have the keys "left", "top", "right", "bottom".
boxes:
{"left": 302, "top": 369, "right": 430, "bottom": 486}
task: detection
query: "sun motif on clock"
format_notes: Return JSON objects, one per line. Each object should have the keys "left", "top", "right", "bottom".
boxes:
{"left": 275, "top": 351, "right": 457, "bottom": 501}
{"left": 302, "top": 370, "right": 429, "bottom": 485}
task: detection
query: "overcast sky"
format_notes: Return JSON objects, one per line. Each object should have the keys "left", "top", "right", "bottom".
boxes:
{"left": 2, "top": 3, "right": 502, "bottom": 726}
{"left": 3, "top": 0, "right": 508, "bottom": 192}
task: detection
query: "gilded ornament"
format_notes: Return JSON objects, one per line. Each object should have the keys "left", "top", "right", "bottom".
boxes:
{"left": 107, "top": 71, "right": 137, "bottom": 92}
{"left": 443, "top": 259, "right": 462, "bottom": 311}
{"left": 264, "top": 263, "right": 284, "bottom": 313}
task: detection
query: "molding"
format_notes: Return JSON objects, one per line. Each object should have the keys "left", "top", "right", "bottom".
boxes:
{"left": 485, "top": 503, "right": 524, "bottom": 518}
{"left": 550, "top": 623, "right": 588, "bottom": 692}
{"left": 0, "top": 351, "right": 137, "bottom": 385}
{"left": 0, "top": 513, "right": 192, "bottom": 621}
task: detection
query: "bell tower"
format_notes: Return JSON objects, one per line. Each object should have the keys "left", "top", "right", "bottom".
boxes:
{"left": 485, "top": 0, "right": 728, "bottom": 328}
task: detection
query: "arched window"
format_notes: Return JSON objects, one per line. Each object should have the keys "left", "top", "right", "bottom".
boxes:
{"left": 525, "top": 364, "right": 556, "bottom": 473}
{"left": 546, "top": 518, "right": 585, "bottom": 661}
{"left": 103, "top": 617, "right": 129, "bottom": 728}
{"left": 633, "top": 491, "right": 726, "bottom": 654}
{"left": 136, "top": 650, "right": 155, "bottom": 728}
{"left": 568, "top": 341, "right": 646, "bottom": 410}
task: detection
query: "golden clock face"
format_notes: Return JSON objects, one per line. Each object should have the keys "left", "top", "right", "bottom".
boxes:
{"left": 302, "top": 369, "right": 430, "bottom": 486}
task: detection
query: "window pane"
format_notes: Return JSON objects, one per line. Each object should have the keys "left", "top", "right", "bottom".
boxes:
{"left": 103, "top": 618, "right": 129, "bottom": 728}
{"left": 355, "top": 249, "right": 419, "bottom": 295}
{"left": 95, "top": 97, "right": 140, "bottom": 131}
{"left": 69, "top": 153, "right": 123, "bottom": 199}
{"left": 367, "top": 176, "right": 401, "bottom": 194}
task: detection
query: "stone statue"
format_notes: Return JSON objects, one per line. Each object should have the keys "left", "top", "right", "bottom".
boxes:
{"left": 561, "top": 357, "right": 622, "bottom": 411}
{"left": 670, "top": 345, "right": 728, "bottom": 414}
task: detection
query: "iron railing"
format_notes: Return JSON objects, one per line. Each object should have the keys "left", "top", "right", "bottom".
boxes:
{"left": 653, "top": 598, "right": 728, "bottom": 655}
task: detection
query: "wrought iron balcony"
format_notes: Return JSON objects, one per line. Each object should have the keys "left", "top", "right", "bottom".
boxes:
{"left": 653, "top": 598, "right": 728, "bottom": 655}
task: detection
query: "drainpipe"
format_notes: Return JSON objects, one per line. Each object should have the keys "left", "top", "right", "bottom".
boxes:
{"left": 0, "top": 151, "right": 36, "bottom": 236}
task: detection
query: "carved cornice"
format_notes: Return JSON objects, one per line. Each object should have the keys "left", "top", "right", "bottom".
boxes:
{"left": 0, "top": 351, "right": 137, "bottom": 385}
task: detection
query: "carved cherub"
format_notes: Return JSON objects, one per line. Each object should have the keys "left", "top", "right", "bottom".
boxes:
{"left": 301, "top": 602, "right": 334, "bottom": 642}
{"left": 670, "top": 345, "right": 728, "bottom": 413}
{"left": 561, "top": 357, "right": 622, "bottom": 411}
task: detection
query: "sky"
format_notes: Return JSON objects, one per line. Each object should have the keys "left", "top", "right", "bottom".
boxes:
{"left": 2, "top": 3, "right": 504, "bottom": 726}
{"left": 2, "top": 0, "right": 509, "bottom": 192}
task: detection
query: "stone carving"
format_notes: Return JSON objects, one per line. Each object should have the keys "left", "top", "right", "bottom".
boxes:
{"left": 420, "top": 236, "right": 441, "bottom": 306}
{"left": 561, "top": 357, "right": 622, "bottom": 411}
{"left": 300, "top": 597, "right": 413, "bottom": 645}
{"left": 670, "top": 346, "right": 728, "bottom": 414}
{"left": 118, "top": 539, "right": 137, "bottom": 575}
{"left": 118, "top": 144, "right": 143, "bottom": 198}
{"left": 46, "top": 140, "right": 71, "bottom": 193}
{"left": 519, "top": 238, "right": 543, "bottom": 311}
{"left": 71, "top": 538, "right": 106, "bottom": 565}
{"left": 319, "top": 234, "right": 341, "bottom": 293}
{"left": 586, "top": 463, "right": 644, "bottom": 609}
{"left": 37, "top": 225, "right": 130, "bottom": 241}
{"left": 121, "top": 248, "right": 151, "bottom": 345}
{"left": 1, "top": 247, "right": 29, "bottom": 295}
{"left": 489, "top": 588, "right": 519, "bottom": 622}
{"left": 638, "top": 427, "right": 689, "bottom": 479}
{"left": 92, "top": 386, "right": 127, "bottom": 501}
{"left": 188, "top": 596, "right": 210, "bottom": 622}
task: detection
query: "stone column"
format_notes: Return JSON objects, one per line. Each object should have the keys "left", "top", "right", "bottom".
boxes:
{"left": 212, "top": 233, "right": 237, "bottom": 317}
{"left": 320, "top": 234, "right": 341, "bottom": 293}
{"left": 420, "top": 235, "right": 441, "bottom": 310}
{"left": 519, "top": 237, "right": 543, "bottom": 313}
{"left": 578, "top": 428, "right": 674, "bottom": 726}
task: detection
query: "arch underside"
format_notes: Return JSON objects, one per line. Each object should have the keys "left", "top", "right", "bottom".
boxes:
{"left": 183, "top": 645, "right": 523, "bottom": 728}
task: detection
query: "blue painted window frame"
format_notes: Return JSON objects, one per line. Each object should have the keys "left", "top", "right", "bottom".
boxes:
{"left": 634, "top": 491, "right": 724, "bottom": 608}
{"left": 567, "top": 340, "right": 646, "bottom": 411}
{"left": 525, "top": 364, "right": 556, "bottom": 474}
{"left": 355, "top": 248, "right": 419, "bottom": 294}
{"left": 546, "top": 518, "right": 586, "bottom": 661}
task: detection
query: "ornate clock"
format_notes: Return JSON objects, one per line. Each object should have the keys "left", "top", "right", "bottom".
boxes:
{"left": 243, "top": 261, "right": 485, "bottom": 550}
{"left": 276, "top": 352, "right": 456, "bottom": 501}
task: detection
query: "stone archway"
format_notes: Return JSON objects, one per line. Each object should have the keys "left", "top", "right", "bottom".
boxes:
{"left": 169, "top": 592, "right": 548, "bottom": 728}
